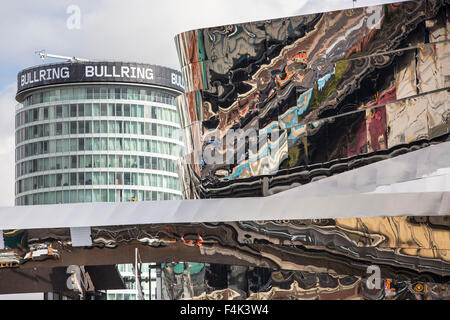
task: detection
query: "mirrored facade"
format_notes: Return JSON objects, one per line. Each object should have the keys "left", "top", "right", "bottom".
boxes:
{"left": 165, "top": 0, "right": 450, "bottom": 300}
{"left": 1, "top": 214, "right": 449, "bottom": 300}
{"left": 175, "top": 0, "right": 450, "bottom": 198}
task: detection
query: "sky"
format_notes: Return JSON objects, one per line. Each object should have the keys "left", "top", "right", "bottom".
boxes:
{"left": 0, "top": 0, "right": 403, "bottom": 206}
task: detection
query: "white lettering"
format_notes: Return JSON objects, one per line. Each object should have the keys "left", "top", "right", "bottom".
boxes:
{"left": 61, "top": 67, "right": 70, "bottom": 79}
{"left": 121, "top": 66, "right": 130, "bottom": 78}
{"left": 137, "top": 67, "right": 145, "bottom": 79}
{"left": 39, "top": 69, "right": 47, "bottom": 82}
{"left": 104, "top": 66, "right": 112, "bottom": 77}
{"left": 31, "top": 71, "right": 38, "bottom": 84}
{"left": 146, "top": 68, "right": 153, "bottom": 80}
{"left": 171, "top": 72, "right": 184, "bottom": 88}
{"left": 20, "top": 64, "right": 164, "bottom": 89}
{"left": 113, "top": 66, "right": 120, "bottom": 77}
{"left": 130, "top": 67, "right": 136, "bottom": 78}
{"left": 94, "top": 65, "right": 103, "bottom": 77}
{"left": 52, "top": 68, "right": 60, "bottom": 80}
{"left": 179, "top": 304, "right": 214, "bottom": 317}
{"left": 85, "top": 66, "right": 94, "bottom": 77}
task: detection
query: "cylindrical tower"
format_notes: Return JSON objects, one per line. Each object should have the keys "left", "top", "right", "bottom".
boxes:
{"left": 14, "top": 61, "right": 185, "bottom": 206}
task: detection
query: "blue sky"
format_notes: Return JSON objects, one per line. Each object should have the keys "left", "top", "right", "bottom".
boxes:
{"left": 0, "top": 0, "right": 403, "bottom": 206}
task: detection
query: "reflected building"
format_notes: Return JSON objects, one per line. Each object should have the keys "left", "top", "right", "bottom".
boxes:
{"left": 107, "top": 263, "right": 157, "bottom": 300}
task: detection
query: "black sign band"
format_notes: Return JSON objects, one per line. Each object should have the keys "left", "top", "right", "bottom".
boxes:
{"left": 17, "top": 62, "right": 184, "bottom": 99}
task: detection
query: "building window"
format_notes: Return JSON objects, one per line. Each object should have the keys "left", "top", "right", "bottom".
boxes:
{"left": 78, "top": 104, "right": 84, "bottom": 117}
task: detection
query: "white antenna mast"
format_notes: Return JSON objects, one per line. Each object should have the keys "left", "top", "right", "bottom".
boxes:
{"left": 35, "top": 50, "right": 90, "bottom": 63}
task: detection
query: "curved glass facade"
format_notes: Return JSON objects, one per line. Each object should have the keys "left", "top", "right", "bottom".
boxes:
{"left": 15, "top": 84, "right": 184, "bottom": 205}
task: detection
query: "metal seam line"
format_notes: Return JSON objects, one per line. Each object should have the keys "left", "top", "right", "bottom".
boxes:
{"left": 331, "top": 39, "right": 450, "bottom": 63}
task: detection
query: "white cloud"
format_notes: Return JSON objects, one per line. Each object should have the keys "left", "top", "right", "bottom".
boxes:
{"left": 0, "top": 0, "right": 310, "bottom": 70}
{"left": 0, "top": 83, "right": 17, "bottom": 206}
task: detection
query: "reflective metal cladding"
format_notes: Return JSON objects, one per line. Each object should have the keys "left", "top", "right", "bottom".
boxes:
{"left": 161, "top": 0, "right": 450, "bottom": 300}
{"left": 174, "top": 0, "right": 450, "bottom": 199}
{"left": 1, "top": 214, "right": 449, "bottom": 299}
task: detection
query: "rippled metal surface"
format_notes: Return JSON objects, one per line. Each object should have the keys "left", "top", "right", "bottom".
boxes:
{"left": 149, "top": 0, "right": 450, "bottom": 299}
{"left": 162, "top": 263, "right": 450, "bottom": 300}
{"left": 1, "top": 214, "right": 449, "bottom": 299}
{"left": 174, "top": 0, "right": 450, "bottom": 199}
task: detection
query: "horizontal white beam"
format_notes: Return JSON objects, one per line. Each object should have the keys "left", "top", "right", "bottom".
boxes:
{"left": 0, "top": 191, "right": 448, "bottom": 230}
